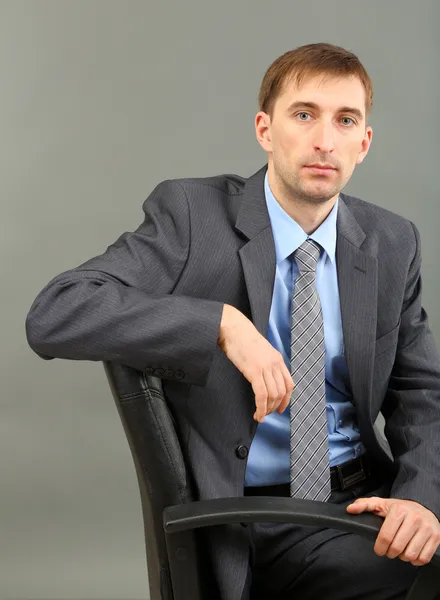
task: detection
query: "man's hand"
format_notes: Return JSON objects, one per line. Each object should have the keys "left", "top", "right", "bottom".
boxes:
{"left": 218, "top": 304, "right": 294, "bottom": 422}
{"left": 346, "top": 497, "right": 440, "bottom": 566}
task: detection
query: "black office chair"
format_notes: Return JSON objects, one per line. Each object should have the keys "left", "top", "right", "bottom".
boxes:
{"left": 103, "top": 361, "right": 440, "bottom": 600}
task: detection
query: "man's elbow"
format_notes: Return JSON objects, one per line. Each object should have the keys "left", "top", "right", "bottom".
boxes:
{"left": 25, "top": 310, "right": 55, "bottom": 360}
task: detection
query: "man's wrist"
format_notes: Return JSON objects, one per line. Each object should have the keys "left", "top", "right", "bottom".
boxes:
{"left": 218, "top": 304, "right": 238, "bottom": 345}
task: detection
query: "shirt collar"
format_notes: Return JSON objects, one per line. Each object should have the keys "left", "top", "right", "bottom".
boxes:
{"left": 264, "top": 171, "right": 338, "bottom": 265}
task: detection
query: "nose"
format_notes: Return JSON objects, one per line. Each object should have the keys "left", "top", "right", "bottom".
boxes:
{"left": 312, "top": 120, "right": 335, "bottom": 154}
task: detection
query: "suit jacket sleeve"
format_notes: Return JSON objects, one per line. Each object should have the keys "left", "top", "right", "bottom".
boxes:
{"left": 382, "top": 221, "right": 440, "bottom": 519}
{"left": 25, "top": 179, "right": 224, "bottom": 386}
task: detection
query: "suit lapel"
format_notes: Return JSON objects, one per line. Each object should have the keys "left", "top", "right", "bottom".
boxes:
{"left": 235, "top": 165, "right": 276, "bottom": 338}
{"left": 238, "top": 229, "right": 276, "bottom": 337}
{"left": 235, "top": 167, "right": 378, "bottom": 418}
{"left": 336, "top": 196, "right": 378, "bottom": 417}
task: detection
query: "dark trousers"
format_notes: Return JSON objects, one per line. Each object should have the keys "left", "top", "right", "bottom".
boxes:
{"left": 241, "top": 474, "right": 420, "bottom": 600}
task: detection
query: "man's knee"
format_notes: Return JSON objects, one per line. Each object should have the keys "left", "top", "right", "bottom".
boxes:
{"left": 313, "top": 535, "right": 419, "bottom": 599}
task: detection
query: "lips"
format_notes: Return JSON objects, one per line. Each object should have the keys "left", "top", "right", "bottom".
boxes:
{"left": 304, "top": 165, "right": 337, "bottom": 174}
{"left": 305, "top": 164, "right": 336, "bottom": 170}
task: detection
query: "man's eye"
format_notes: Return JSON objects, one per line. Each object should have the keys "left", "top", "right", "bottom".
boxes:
{"left": 341, "top": 117, "right": 355, "bottom": 126}
{"left": 297, "top": 112, "right": 311, "bottom": 121}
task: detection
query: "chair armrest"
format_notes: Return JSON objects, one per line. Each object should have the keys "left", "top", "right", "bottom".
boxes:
{"left": 163, "top": 496, "right": 440, "bottom": 569}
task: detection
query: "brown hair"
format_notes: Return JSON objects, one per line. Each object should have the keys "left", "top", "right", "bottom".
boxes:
{"left": 258, "top": 43, "right": 373, "bottom": 121}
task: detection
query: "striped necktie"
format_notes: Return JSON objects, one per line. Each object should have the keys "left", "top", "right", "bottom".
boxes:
{"left": 289, "top": 239, "right": 331, "bottom": 502}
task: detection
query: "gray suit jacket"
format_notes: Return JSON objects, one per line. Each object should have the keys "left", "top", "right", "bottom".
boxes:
{"left": 26, "top": 164, "right": 440, "bottom": 600}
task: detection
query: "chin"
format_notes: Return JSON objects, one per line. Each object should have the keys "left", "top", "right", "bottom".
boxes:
{"left": 301, "top": 185, "right": 340, "bottom": 203}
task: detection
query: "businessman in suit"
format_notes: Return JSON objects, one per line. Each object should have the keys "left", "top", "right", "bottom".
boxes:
{"left": 26, "top": 43, "right": 440, "bottom": 600}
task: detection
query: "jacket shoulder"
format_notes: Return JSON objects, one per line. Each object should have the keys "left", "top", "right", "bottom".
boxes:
{"left": 340, "top": 192, "right": 416, "bottom": 241}
{"left": 158, "top": 173, "right": 246, "bottom": 198}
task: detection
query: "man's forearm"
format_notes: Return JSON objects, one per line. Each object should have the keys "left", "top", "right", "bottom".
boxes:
{"left": 26, "top": 271, "right": 224, "bottom": 385}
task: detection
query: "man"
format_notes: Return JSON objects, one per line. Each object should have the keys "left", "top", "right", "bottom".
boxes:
{"left": 26, "top": 43, "right": 440, "bottom": 599}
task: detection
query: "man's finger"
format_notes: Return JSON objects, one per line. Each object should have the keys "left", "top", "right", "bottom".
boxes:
{"left": 398, "top": 527, "right": 432, "bottom": 563}
{"left": 277, "top": 367, "right": 293, "bottom": 414}
{"left": 377, "top": 514, "right": 416, "bottom": 558}
{"left": 346, "top": 497, "right": 386, "bottom": 515}
{"left": 409, "top": 535, "right": 440, "bottom": 566}
{"left": 262, "top": 370, "right": 278, "bottom": 415}
{"left": 269, "top": 366, "right": 287, "bottom": 414}
{"left": 252, "top": 374, "right": 267, "bottom": 422}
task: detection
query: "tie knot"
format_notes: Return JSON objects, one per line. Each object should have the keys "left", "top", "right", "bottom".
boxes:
{"left": 294, "top": 239, "right": 321, "bottom": 273}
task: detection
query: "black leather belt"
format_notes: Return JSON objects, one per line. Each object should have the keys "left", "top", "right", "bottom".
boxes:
{"left": 244, "top": 454, "right": 374, "bottom": 497}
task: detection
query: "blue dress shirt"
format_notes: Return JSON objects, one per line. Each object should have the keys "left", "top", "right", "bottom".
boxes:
{"left": 245, "top": 173, "right": 366, "bottom": 486}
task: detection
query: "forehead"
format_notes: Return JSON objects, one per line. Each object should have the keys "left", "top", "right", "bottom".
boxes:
{"left": 276, "top": 73, "right": 366, "bottom": 114}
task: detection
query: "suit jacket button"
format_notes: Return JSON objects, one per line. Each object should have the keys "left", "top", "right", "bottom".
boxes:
{"left": 164, "top": 369, "right": 174, "bottom": 377}
{"left": 175, "top": 370, "right": 185, "bottom": 379}
{"left": 155, "top": 368, "right": 165, "bottom": 376}
{"left": 235, "top": 445, "right": 249, "bottom": 459}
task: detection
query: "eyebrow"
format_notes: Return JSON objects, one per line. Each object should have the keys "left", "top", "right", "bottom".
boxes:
{"left": 286, "top": 101, "right": 364, "bottom": 121}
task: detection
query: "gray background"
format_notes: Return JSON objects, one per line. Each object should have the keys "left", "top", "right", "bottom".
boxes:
{"left": 2, "top": 1, "right": 439, "bottom": 598}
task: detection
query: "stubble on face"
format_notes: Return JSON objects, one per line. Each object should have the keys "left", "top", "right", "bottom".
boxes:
{"left": 272, "top": 156, "right": 344, "bottom": 208}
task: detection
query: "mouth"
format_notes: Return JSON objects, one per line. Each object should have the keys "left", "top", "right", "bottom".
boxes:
{"left": 304, "top": 164, "right": 337, "bottom": 175}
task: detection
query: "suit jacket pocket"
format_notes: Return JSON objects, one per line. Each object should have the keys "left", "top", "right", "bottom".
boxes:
{"left": 375, "top": 319, "right": 401, "bottom": 358}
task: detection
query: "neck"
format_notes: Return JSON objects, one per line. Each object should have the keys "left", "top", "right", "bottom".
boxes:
{"left": 267, "top": 168, "right": 338, "bottom": 235}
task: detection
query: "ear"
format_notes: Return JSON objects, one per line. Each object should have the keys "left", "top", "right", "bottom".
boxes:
{"left": 255, "top": 111, "right": 273, "bottom": 153}
{"left": 356, "top": 125, "right": 373, "bottom": 165}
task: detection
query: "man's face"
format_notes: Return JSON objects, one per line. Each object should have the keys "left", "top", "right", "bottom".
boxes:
{"left": 256, "top": 74, "right": 373, "bottom": 204}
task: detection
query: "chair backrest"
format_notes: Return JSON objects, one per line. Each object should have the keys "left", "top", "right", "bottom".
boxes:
{"left": 103, "top": 361, "right": 196, "bottom": 600}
